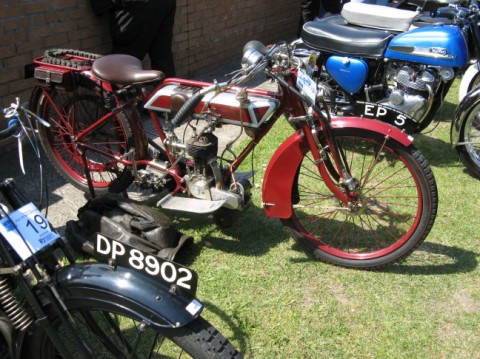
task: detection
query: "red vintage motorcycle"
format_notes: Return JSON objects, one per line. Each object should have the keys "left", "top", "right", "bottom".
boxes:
{"left": 26, "top": 41, "right": 438, "bottom": 269}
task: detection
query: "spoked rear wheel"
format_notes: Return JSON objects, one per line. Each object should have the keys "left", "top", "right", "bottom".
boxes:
{"left": 36, "top": 86, "right": 139, "bottom": 194}
{"left": 22, "top": 301, "right": 242, "bottom": 359}
{"left": 281, "top": 128, "right": 438, "bottom": 269}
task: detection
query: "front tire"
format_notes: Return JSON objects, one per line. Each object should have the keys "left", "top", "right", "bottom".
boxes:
{"left": 22, "top": 299, "right": 242, "bottom": 359}
{"left": 281, "top": 128, "right": 438, "bottom": 269}
{"left": 456, "top": 102, "right": 480, "bottom": 178}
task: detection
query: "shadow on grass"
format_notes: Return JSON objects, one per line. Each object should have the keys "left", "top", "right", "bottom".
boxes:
{"left": 431, "top": 100, "right": 457, "bottom": 123}
{"left": 170, "top": 201, "right": 479, "bottom": 276}
{"left": 166, "top": 204, "right": 291, "bottom": 266}
{"left": 413, "top": 132, "right": 458, "bottom": 168}
{"left": 380, "top": 242, "right": 479, "bottom": 275}
{"left": 416, "top": 97, "right": 457, "bottom": 130}
{"left": 202, "top": 300, "right": 253, "bottom": 358}
{"left": 290, "top": 240, "right": 478, "bottom": 275}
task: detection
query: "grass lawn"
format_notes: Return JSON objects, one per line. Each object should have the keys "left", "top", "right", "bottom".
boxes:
{"left": 167, "top": 78, "right": 480, "bottom": 358}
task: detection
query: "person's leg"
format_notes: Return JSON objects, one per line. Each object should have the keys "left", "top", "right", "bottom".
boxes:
{"left": 148, "top": 0, "right": 176, "bottom": 77}
{"left": 322, "top": 0, "right": 342, "bottom": 15}
{"left": 298, "top": 0, "right": 320, "bottom": 36}
{"left": 110, "top": 8, "right": 151, "bottom": 61}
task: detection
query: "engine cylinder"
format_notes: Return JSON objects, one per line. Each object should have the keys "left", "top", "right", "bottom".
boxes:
{"left": 187, "top": 133, "right": 218, "bottom": 161}
{"left": 396, "top": 66, "right": 435, "bottom": 95}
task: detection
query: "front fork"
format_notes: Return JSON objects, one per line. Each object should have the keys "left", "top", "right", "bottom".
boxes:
{"left": 267, "top": 69, "right": 357, "bottom": 203}
{"left": 290, "top": 108, "right": 355, "bottom": 205}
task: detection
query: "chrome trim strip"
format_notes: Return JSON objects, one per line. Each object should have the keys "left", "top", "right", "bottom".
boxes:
{"left": 389, "top": 46, "right": 455, "bottom": 60}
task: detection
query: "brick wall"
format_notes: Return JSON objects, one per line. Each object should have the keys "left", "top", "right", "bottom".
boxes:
{"left": 0, "top": 0, "right": 298, "bottom": 114}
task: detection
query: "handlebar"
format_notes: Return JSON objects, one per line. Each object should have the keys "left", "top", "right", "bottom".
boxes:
{"left": 434, "top": 0, "right": 477, "bottom": 20}
{"left": 0, "top": 97, "right": 53, "bottom": 215}
{"left": 0, "top": 119, "right": 20, "bottom": 141}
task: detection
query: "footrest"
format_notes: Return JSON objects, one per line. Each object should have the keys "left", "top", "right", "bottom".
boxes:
{"left": 157, "top": 195, "right": 226, "bottom": 214}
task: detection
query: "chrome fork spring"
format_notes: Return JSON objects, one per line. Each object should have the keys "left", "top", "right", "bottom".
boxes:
{"left": 0, "top": 275, "right": 33, "bottom": 331}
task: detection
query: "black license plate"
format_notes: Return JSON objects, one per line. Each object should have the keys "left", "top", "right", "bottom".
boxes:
{"left": 93, "top": 233, "right": 198, "bottom": 295}
{"left": 354, "top": 102, "right": 418, "bottom": 133}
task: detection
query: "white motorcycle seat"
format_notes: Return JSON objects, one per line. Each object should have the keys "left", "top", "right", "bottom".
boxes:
{"left": 341, "top": 2, "right": 420, "bottom": 32}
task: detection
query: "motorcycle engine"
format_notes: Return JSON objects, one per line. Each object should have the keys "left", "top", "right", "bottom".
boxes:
{"left": 187, "top": 132, "right": 218, "bottom": 170}
{"left": 384, "top": 64, "right": 441, "bottom": 120}
{"left": 134, "top": 133, "right": 219, "bottom": 195}
{"left": 185, "top": 133, "right": 219, "bottom": 199}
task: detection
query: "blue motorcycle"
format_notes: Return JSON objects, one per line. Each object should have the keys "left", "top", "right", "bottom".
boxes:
{"left": 297, "top": 0, "right": 479, "bottom": 133}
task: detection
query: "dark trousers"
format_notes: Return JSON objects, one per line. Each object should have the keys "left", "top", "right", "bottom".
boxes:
{"left": 110, "top": 0, "right": 176, "bottom": 77}
{"left": 298, "top": 0, "right": 343, "bottom": 37}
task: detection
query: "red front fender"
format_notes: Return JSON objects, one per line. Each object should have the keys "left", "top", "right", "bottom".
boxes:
{"left": 261, "top": 117, "right": 414, "bottom": 219}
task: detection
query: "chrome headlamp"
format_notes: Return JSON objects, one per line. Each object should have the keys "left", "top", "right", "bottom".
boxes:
{"left": 241, "top": 41, "right": 268, "bottom": 74}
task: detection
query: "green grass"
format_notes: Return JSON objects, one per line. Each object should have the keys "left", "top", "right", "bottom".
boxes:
{"left": 166, "top": 79, "right": 480, "bottom": 358}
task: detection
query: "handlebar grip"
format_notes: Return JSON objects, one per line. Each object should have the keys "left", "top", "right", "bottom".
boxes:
{"left": 0, "top": 178, "right": 29, "bottom": 210}
{"left": 170, "top": 90, "right": 205, "bottom": 128}
{"left": 0, "top": 119, "right": 20, "bottom": 141}
{"left": 435, "top": 7, "right": 457, "bottom": 20}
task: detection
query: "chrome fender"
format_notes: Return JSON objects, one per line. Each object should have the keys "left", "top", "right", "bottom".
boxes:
{"left": 459, "top": 63, "right": 480, "bottom": 102}
{"left": 55, "top": 262, "right": 202, "bottom": 329}
{"left": 262, "top": 117, "right": 414, "bottom": 219}
{"left": 451, "top": 86, "right": 480, "bottom": 146}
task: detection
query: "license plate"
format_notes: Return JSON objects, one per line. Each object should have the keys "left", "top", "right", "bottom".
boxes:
{"left": 354, "top": 102, "right": 418, "bottom": 133}
{"left": 297, "top": 68, "right": 317, "bottom": 104}
{"left": 93, "top": 233, "right": 198, "bottom": 295}
{"left": 0, "top": 203, "right": 60, "bottom": 260}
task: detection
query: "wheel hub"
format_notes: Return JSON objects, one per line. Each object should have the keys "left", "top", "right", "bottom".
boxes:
{"left": 345, "top": 191, "right": 366, "bottom": 216}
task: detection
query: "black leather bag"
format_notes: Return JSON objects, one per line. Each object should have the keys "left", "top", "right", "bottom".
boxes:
{"left": 66, "top": 194, "right": 192, "bottom": 261}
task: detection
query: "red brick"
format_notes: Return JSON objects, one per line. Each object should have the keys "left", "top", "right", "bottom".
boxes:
{"left": 4, "top": 17, "right": 31, "bottom": 31}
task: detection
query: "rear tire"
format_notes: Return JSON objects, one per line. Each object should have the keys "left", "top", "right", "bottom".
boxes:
{"left": 35, "top": 85, "right": 138, "bottom": 194}
{"left": 281, "top": 128, "right": 438, "bottom": 269}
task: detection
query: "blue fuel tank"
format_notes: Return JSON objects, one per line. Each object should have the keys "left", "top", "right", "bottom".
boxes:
{"left": 325, "top": 56, "right": 368, "bottom": 94}
{"left": 384, "top": 25, "right": 468, "bottom": 67}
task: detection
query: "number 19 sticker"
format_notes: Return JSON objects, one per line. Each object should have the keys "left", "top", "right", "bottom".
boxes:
{"left": 0, "top": 203, "right": 60, "bottom": 260}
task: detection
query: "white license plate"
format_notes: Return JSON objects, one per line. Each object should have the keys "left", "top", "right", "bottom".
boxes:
{"left": 94, "top": 233, "right": 198, "bottom": 295}
{"left": 0, "top": 203, "right": 60, "bottom": 260}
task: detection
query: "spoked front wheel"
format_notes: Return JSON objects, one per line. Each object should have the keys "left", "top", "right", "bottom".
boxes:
{"left": 281, "top": 128, "right": 438, "bottom": 269}
{"left": 22, "top": 301, "right": 242, "bottom": 359}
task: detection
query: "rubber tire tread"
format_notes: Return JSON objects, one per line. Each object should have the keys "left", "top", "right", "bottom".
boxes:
{"left": 167, "top": 316, "right": 243, "bottom": 359}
